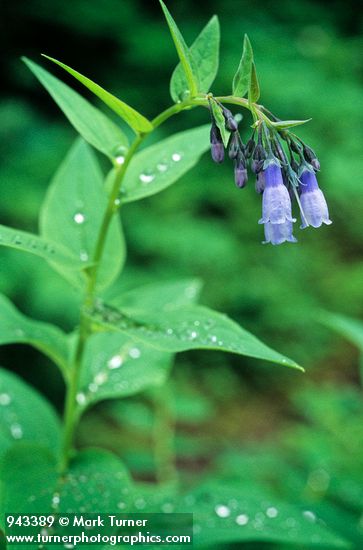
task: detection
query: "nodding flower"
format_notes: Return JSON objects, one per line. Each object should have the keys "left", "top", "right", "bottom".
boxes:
{"left": 259, "top": 160, "right": 296, "bottom": 224}
{"left": 299, "top": 167, "right": 332, "bottom": 229}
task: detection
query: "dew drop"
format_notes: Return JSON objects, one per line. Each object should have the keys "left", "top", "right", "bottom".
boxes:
{"left": 171, "top": 152, "right": 182, "bottom": 162}
{"left": 114, "top": 198, "right": 121, "bottom": 206}
{"left": 76, "top": 392, "right": 87, "bottom": 405}
{"left": 94, "top": 372, "right": 108, "bottom": 385}
{"left": 0, "top": 393, "right": 11, "bottom": 405}
{"left": 129, "top": 347, "right": 141, "bottom": 359}
{"left": 79, "top": 250, "right": 89, "bottom": 262}
{"left": 117, "top": 501, "right": 126, "bottom": 510}
{"left": 161, "top": 502, "right": 174, "bottom": 513}
{"left": 215, "top": 504, "right": 231, "bottom": 518}
{"left": 88, "top": 383, "right": 98, "bottom": 393}
{"left": 235, "top": 514, "right": 249, "bottom": 526}
{"left": 113, "top": 145, "right": 127, "bottom": 165}
{"left": 139, "top": 171, "right": 155, "bottom": 184}
{"left": 266, "top": 506, "right": 278, "bottom": 518}
{"left": 303, "top": 510, "right": 317, "bottom": 522}
{"left": 157, "top": 162, "right": 168, "bottom": 173}
{"left": 285, "top": 517, "right": 297, "bottom": 528}
{"left": 52, "top": 493, "right": 60, "bottom": 507}
{"left": 10, "top": 423, "right": 23, "bottom": 439}
{"left": 134, "top": 497, "right": 146, "bottom": 510}
{"left": 73, "top": 212, "right": 85, "bottom": 224}
{"left": 108, "top": 355, "right": 123, "bottom": 369}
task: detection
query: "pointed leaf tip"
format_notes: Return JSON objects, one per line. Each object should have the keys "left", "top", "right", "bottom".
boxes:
{"left": 41, "top": 54, "right": 153, "bottom": 133}
{"left": 159, "top": 0, "right": 199, "bottom": 98}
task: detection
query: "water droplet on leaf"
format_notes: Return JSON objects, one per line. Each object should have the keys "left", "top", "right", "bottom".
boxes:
{"left": 139, "top": 171, "right": 155, "bottom": 184}
{"left": 129, "top": 347, "right": 141, "bottom": 359}
{"left": 10, "top": 423, "right": 23, "bottom": 439}
{"left": 0, "top": 393, "right": 11, "bottom": 405}
{"left": 76, "top": 392, "right": 87, "bottom": 405}
{"left": 171, "top": 152, "right": 182, "bottom": 162}
{"left": 73, "top": 212, "right": 85, "bottom": 224}
{"left": 266, "top": 506, "right": 278, "bottom": 518}
{"left": 235, "top": 514, "right": 249, "bottom": 526}
{"left": 108, "top": 355, "right": 123, "bottom": 369}
{"left": 215, "top": 504, "right": 231, "bottom": 518}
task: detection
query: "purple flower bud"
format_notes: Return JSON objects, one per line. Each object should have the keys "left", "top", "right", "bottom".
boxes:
{"left": 303, "top": 145, "right": 320, "bottom": 171}
{"left": 255, "top": 171, "right": 265, "bottom": 194}
{"left": 219, "top": 106, "right": 239, "bottom": 132}
{"left": 245, "top": 138, "right": 255, "bottom": 159}
{"left": 251, "top": 159, "right": 264, "bottom": 174}
{"left": 311, "top": 158, "right": 321, "bottom": 171}
{"left": 226, "top": 116, "right": 238, "bottom": 132}
{"left": 258, "top": 161, "right": 296, "bottom": 225}
{"left": 299, "top": 168, "right": 332, "bottom": 229}
{"left": 234, "top": 166, "right": 248, "bottom": 188}
{"left": 263, "top": 221, "right": 297, "bottom": 245}
{"left": 289, "top": 140, "right": 302, "bottom": 154}
{"left": 210, "top": 122, "right": 224, "bottom": 163}
{"left": 234, "top": 151, "right": 247, "bottom": 188}
{"left": 228, "top": 132, "right": 240, "bottom": 160}
{"left": 253, "top": 143, "right": 267, "bottom": 162}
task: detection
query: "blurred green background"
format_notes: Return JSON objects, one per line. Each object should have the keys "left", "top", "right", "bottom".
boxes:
{"left": 1, "top": 0, "right": 363, "bottom": 547}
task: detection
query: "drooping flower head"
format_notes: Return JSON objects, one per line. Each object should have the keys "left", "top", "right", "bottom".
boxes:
{"left": 299, "top": 166, "right": 332, "bottom": 229}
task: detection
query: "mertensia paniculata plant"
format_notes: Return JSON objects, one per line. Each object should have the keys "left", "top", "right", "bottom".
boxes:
{"left": 0, "top": 2, "right": 336, "bottom": 548}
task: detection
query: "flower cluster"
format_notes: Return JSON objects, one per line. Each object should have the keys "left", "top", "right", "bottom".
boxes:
{"left": 209, "top": 101, "right": 331, "bottom": 245}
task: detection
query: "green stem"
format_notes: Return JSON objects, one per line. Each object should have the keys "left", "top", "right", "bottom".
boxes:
{"left": 59, "top": 100, "right": 194, "bottom": 473}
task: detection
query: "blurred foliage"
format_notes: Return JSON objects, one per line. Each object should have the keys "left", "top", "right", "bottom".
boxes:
{"left": 1, "top": 0, "right": 363, "bottom": 547}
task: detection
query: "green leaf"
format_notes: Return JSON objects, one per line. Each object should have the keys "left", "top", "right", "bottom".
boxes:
{"left": 232, "top": 34, "right": 253, "bottom": 98}
{"left": 0, "top": 445, "right": 133, "bottom": 524}
{"left": 77, "top": 333, "right": 173, "bottom": 410}
{"left": 42, "top": 55, "right": 153, "bottom": 134}
{"left": 77, "top": 280, "right": 201, "bottom": 410}
{"left": 0, "top": 445, "right": 57, "bottom": 536}
{"left": 271, "top": 119, "right": 312, "bottom": 130}
{"left": 0, "top": 369, "right": 61, "bottom": 461}
{"left": 319, "top": 312, "right": 363, "bottom": 351}
{"left": 40, "top": 138, "right": 125, "bottom": 291}
{"left": 209, "top": 100, "right": 230, "bottom": 147}
{"left": 0, "top": 294, "right": 69, "bottom": 374}
{"left": 178, "top": 482, "right": 351, "bottom": 548}
{"left": 159, "top": 0, "right": 199, "bottom": 99}
{"left": 249, "top": 61, "right": 260, "bottom": 103}
{"left": 170, "top": 16, "right": 220, "bottom": 102}
{"left": 121, "top": 125, "right": 210, "bottom": 203}
{"left": 22, "top": 57, "right": 128, "bottom": 160}
{"left": 0, "top": 223, "right": 83, "bottom": 269}
{"left": 113, "top": 278, "right": 203, "bottom": 311}
{"left": 89, "top": 302, "right": 303, "bottom": 370}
